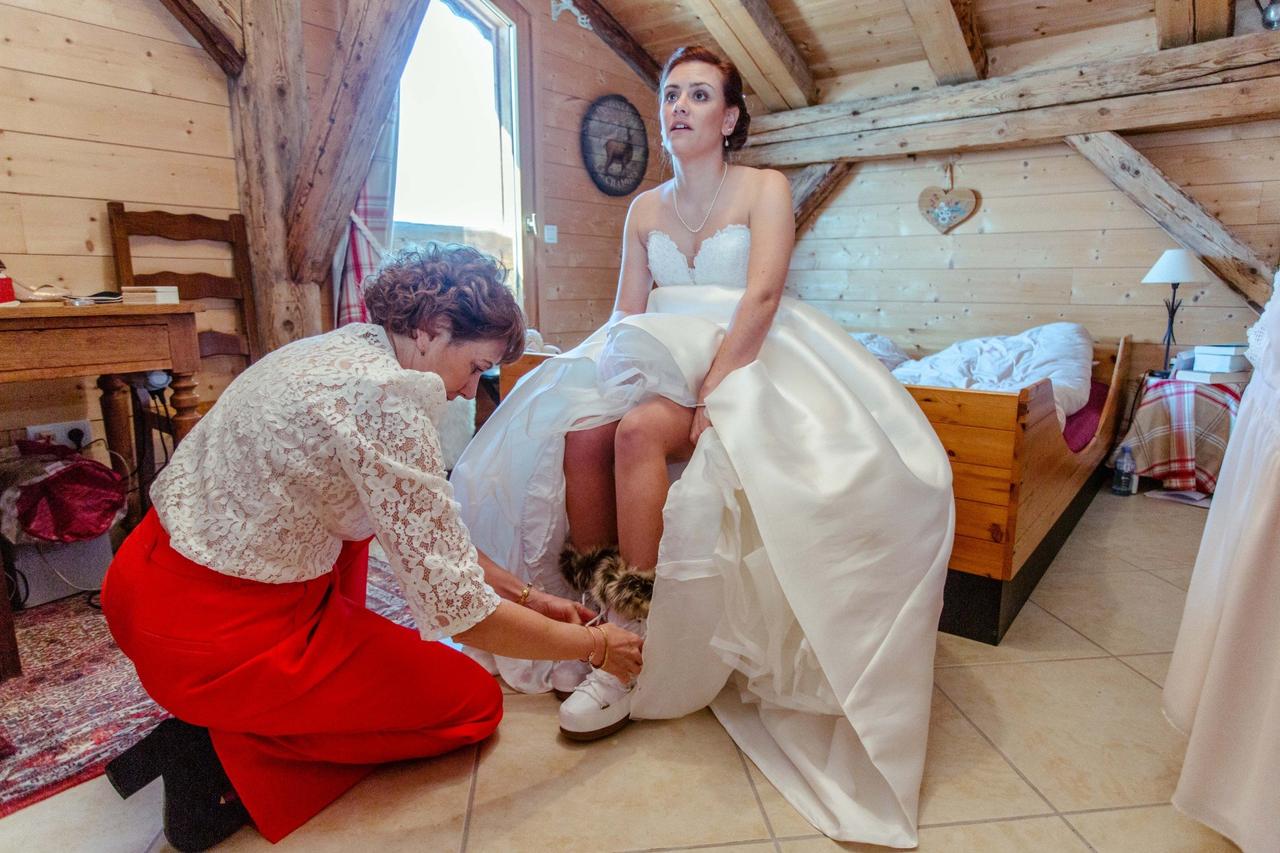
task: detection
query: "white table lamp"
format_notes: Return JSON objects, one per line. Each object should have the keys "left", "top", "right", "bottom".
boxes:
{"left": 1142, "top": 249, "right": 1214, "bottom": 377}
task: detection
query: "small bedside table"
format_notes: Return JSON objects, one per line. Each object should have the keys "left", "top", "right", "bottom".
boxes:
{"left": 1114, "top": 372, "right": 1248, "bottom": 494}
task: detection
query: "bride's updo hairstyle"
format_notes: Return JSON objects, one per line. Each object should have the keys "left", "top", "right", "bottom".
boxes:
{"left": 363, "top": 243, "right": 526, "bottom": 364}
{"left": 661, "top": 45, "right": 751, "bottom": 155}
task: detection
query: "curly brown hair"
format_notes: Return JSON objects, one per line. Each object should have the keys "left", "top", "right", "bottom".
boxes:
{"left": 363, "top": 243, "right": 526, "bottom": 364}
{"left": 661, "top": 46, "right": 751, "bottom": 155}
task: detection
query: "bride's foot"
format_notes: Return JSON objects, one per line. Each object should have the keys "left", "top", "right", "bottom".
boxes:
{"left": 558, "top": 668, "right": 634, "bottom": 741}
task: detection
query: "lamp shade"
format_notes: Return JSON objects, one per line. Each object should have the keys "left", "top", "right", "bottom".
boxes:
{"left": 1141, "top": 249, "right": 1213, "bottom": 284}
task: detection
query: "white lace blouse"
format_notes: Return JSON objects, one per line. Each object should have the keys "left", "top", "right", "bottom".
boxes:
{"left": 151, "top": 323, "right": 501, "bottom": 639}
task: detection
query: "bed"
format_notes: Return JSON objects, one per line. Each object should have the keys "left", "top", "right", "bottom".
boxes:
{"left": 905, "top": 336, "right": 1131, "bottom": 643}
{"left": 499, "top": 335, "right": 1132, "bottom": 645}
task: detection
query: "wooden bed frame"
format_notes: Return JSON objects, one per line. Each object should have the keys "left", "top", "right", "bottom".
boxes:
{"left": 906, "top": 336, "right": 1131, "bottom": 643}
{"left": 500, "top": 336, "right": 1131, "bottom": 645}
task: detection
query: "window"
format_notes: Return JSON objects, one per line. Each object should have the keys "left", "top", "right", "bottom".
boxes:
{"left": 393, "top": 0, "right": 536, "bottom": 317}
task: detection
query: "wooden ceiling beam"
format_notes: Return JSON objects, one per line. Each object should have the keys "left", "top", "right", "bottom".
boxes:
{"left": 750, "top": 32, "right": 1280, "bottom": 145}
{"left": 1157, "top": 0, "right": 1236, "bottom": 49}
{"left": 232, "top": 0, "right": 318, "bottom": 350}
{"left": 739, "top": 32, "right": 1280, "bottom": 166}
{"left": 157, "top": 0, "right": 246, "bottom": 76}
{"left": 786, "top": 162, "right": 853, "bottom": 234}
{"left": 742, "top": 75, "right": 1280, "bottom": 166}
{"left": 1067, "top": 131, "right": 1270, "bottom": 311}
{"left": 902, "top": 0, "right": 987, "bottom": 85}
{"left": 572, "top": 0, "right": 661, "bottom": 91}
{"left": 286, "top": 0, "right": 432, "bottom": 286}
{"left": 685, "top": 0, "right": 817, "bottom": 110}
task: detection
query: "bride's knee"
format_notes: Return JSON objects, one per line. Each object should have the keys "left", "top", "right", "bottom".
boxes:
{"left": 614, "top": 408, "right": 671, "bottom": 459}
{"left": 565, "top": 423, "right": 616, "bottom": 465}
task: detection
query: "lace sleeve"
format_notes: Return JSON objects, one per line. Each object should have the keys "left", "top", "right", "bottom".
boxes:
{"left": 332, "top": 374, "right": 500, "bottom": 640}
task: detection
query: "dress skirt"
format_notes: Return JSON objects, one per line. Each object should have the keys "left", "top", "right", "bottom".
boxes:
{"left": 452, "top": 285, "right": 955, "bottom": 847}
{"left": 102, "top": 510, "right": 502, "bottom": 843}
{"left": 1163, "top": 294, "right": 1280, "bottom": 852}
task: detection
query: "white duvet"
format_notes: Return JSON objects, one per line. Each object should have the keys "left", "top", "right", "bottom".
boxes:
{"left": 889, "top": 322, "right": 1095, "bottom": 427}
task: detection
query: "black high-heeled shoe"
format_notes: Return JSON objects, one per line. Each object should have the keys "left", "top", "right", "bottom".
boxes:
{"left": 106, "top": 718, "right": 249, "bottom": 852}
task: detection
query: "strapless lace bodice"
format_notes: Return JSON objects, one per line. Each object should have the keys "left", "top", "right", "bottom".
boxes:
{"left": 647, "top": 224, "right": 750, "bottom": 288}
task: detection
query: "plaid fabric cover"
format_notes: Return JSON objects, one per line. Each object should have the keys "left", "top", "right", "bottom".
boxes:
{"left": 336, "top": 97, "right": 399, "bottom": 327}
{"left": 1116, "top": 375, "right": 1245, "bottom": 493}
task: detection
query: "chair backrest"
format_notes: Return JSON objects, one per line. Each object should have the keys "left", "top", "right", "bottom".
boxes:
{"left": 107, "top": 202, "right": 260, "bottom": 362}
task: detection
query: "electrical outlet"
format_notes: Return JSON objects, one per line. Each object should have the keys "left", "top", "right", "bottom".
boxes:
{"left": 26, "top": 419, "right": 94, "bottom": 450}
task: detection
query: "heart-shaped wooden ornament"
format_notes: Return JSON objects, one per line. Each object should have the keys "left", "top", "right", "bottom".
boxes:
{"left": 918, "top": 186, "right": 977, "bottom": 234}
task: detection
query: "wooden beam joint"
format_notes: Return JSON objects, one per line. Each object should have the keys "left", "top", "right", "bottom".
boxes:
{"left": 740, "top": 32, "right": 1280, "bottom": 168}
{"left": 157, "top": 0, "right": 246, "bottom": 76}
{"left": 687, "top": 0, "right": 817, "bottom": 110}
{"left": 286, "top": 0, "right": 432, "bottom": 285}
{"left": 570, "top": 0, "right": 661, "bottom": 91}
{"left": 903, "top": 0, "right": 988, "bottom": 85}
{"left": 1066, "top": 130, "right": 1271, "bottom": 311}
{"left": 1157, "top": 0, "right": 1236, "bottom": 49}
{"left": 787, "top": 162, "right": 854, "bottom": 234}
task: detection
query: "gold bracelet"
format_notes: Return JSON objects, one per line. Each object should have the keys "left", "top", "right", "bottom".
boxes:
{"left": 598, "top": 625, "right": 611, "bottom": 671}
{"left": 516, "top": 583, "right": 533, "bottom": 606}
{"left": 592, "top": 626, "right": 605, "bottom": 666}
{"left": 579, "top": 625, "right": 595, "bottom": 663}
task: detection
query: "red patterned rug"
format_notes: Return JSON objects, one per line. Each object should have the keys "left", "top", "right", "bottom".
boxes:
{"left": 0, "top": 558, "right": 410, "bottom": 817}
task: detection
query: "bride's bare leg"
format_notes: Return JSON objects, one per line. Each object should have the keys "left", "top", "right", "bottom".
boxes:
{"left": 613, "top": 399, "right": 696, "bottom": 571}
{"left": 564, "top": 423, "right": 620, "bottom": 549}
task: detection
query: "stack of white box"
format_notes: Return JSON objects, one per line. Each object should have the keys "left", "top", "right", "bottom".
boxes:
{"left": 1174, "top": 343, "right": 1253, "bottom": 384}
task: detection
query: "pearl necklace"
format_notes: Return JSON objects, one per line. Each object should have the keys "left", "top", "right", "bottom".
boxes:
{"left": 673, "top": 163, "right": 729, "bottom": 234}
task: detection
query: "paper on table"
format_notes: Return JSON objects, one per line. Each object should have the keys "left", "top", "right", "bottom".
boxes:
{"left": 1145, "top": 489, "right": 1212, "bottom": 508}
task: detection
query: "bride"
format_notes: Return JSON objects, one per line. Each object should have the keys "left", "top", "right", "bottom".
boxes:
{"left": 451, "top": 46, "right": 955, "bottom": 847}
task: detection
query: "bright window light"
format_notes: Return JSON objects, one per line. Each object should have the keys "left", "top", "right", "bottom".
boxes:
{"left": 394, "top": 2, "right": 504, "bottom": 231}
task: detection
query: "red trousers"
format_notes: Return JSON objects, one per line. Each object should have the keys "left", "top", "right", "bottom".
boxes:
{"left": 102, "top": 511, "right": 502, "bottom": 842}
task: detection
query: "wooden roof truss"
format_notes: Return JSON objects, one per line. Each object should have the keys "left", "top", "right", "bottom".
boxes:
{"left": 159, "top": 1, "right": 1274, "bottom": 352}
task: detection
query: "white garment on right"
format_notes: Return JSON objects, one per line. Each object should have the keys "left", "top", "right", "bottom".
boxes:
{"left": 1163, "top": 282, "right": 1280, "bottom": 853}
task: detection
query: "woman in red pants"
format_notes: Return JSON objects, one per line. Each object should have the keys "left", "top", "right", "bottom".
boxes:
{"left": 101, "top": 244, "right": 643, "bottom": 851}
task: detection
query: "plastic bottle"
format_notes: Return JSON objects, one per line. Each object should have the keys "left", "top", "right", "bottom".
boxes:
{"left": 1112, "top": 445, "right": 1139, "bottom": 495}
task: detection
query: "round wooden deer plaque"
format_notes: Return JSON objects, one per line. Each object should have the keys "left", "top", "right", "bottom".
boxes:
{"left": 580, "top": 94, "right": 648, "bottom": 197}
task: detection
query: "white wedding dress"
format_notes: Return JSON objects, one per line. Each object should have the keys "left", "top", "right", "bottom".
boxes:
{"left": 451, "top": 224, "right": 955, "bottom": 847}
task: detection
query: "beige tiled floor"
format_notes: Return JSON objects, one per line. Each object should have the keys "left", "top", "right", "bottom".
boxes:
{"left": 0, "top": 487, "right": 1240, "bottom": 852}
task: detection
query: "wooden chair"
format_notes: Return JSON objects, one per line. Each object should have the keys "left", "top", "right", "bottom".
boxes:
{"left": 107, "top": 202, "right": 260, "bottom": 509}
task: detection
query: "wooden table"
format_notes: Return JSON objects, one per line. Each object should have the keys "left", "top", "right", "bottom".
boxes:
{"left": 0, "top": 303, "right": 203, "bottom": 681}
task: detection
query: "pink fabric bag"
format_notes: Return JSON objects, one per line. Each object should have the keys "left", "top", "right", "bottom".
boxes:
{"left": 0, "top": 441, "right": 126, "bottom": 544}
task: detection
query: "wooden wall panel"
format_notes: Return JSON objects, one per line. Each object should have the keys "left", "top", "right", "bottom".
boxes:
{"left": 0, "top": 0, "right": 243, "bottom": 444}
{"left": 0, "top": 4, "right": 229, "bottom": 104}
{"left": 789, "top": 120, "right": 1276, "bottom": 359}
{"left": 0, "top": 69, "right": 233, "bottom": 158}
{"left": 3, "top": 0, "right": 204, "bottom": 43}
{"left": 527, "top": 2, "right": 665, "bottom": 348}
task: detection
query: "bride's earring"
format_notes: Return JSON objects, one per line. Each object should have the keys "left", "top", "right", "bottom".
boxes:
{"left": 723, "top": 135, "right": 729, "bottom": 149}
